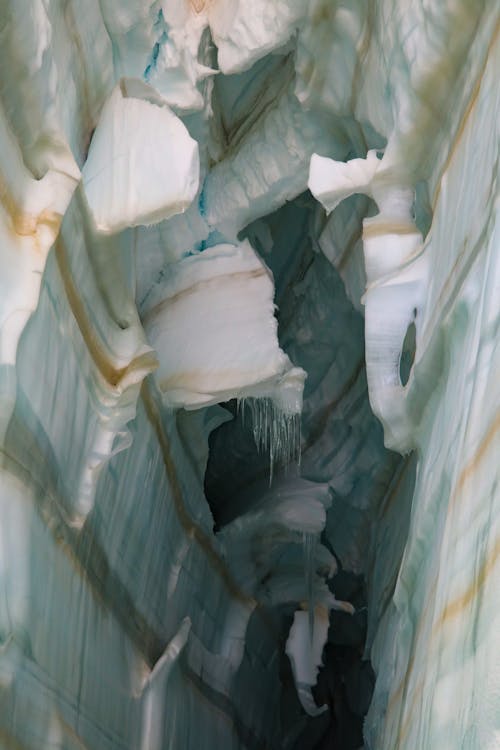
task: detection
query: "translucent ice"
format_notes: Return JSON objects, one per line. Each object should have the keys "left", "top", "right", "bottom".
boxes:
{"left": 0, "top": 2, "right": 498, "bottom": 749}
{"left": 142, "top": 240, "right": 306, "bottom": 412}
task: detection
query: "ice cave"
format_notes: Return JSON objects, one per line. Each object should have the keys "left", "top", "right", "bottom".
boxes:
{"left": 0, "top": 1, "right": 498, "bottom": 749}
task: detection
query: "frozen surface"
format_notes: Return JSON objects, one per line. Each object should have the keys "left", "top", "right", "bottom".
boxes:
{"left": 0, "top": 1, "right": 498, "bottom": 749}
{"left": 142, "top": 240, "right": 306, "bottom": 411}
{"left": 82, "top": 81, "right": 200, "bottom": 233}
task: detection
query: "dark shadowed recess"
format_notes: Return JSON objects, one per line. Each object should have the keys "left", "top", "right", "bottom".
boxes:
{"left": 204, "top": 193, "right": 415, "bottom": 748}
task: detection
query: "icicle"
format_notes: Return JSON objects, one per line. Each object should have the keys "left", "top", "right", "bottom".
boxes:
{"left": 237, "top": 396, "right": 246, "bottom": 428}
{"left": 238, "top": 397, "right": 301, "bottom": 484}
{"left": 303, "top": 531, "right": 317, "bottom": 643}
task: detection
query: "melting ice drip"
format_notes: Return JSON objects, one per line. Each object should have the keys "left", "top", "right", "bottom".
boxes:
{"left": 238, "top": 397, "right": 301, "bottom": 484}
{"left": 303, "top": 531, "right": 317, "bottom": 643}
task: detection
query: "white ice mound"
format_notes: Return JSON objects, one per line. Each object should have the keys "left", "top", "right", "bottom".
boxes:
{"left": 142, "top": 240, "right": 306, "bottom": 411}
{"left": 82, "top": 80, "right": 199, "bottom": 234}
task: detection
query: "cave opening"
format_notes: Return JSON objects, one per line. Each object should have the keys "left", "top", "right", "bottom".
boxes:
{"left": 1, "top": 2, "right": 496, "bottom": 747}
{"left": 203, "top": 192, "right": 416, "bottom": 748}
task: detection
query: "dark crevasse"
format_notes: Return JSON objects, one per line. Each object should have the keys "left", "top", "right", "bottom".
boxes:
{"left": 204, "top": 193, "right": 415, "bottom": 747}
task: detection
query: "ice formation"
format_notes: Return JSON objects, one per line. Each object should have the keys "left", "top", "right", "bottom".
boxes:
{"left": 0, "top": 1, "right": 498, "bottom": 749}
{"left": 82, "top": 81, "right": 200, "bottom": 232}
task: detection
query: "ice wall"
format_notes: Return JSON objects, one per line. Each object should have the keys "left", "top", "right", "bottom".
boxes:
{"left": 0, "top": 1, "right": 498, "bottom": 749}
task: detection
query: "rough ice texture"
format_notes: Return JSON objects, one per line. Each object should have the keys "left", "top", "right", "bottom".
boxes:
{"left": 0, "top": 1, "right": 499, "bottom": 749}
{"left": 142, "top": 240, "right": 306, "bottom": 412}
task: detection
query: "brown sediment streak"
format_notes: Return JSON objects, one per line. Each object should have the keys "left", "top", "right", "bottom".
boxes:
{"left": 432, "top": 22, "right": 499, "bottom": 211}
{"left": 363, "top": 221, "right": 419, "bottom": 239}
{"left": 55, "top": 714, "right": 91, "bottom": 750}
{"left": 393, "top": 531, "right": 500, "bottom": 743}
{"left": 142, "top": 267, "right": 267, "bottom": 326}
{"left": 337, "top": 226, "right": 362, "bottom": 272}
{"left": 396, "top": 678, "right": 425, "bottom": 746}
{"left": 385, "top": 530, "right": 500, "bottom": 744}
{"left": 384, "top": 649, "right": 423, "bottom": 745}
{"left": 13, "top": 210, "right": 61, "bottom": 239}
{"left": 433, "top": 534, "right": 500, "bottom": 631}
{"left": 141, "top": 380, "right": 257, "bottom": 610}
{"left": 382, "top": 415, "right": 499, "bottom": 731}
{"left": 0, "top": 444, "right": 166, "bottom": 667}
{"left": 181, "top": 662, "right": 269, "bottom": 750}
{"left": 224, "top": 54, "right": 295, "bottom": 154}
{"left": 386, "top": 655, "right": 413, "bottom": 719}
{"left": 55, "top": 237, "right": 157, "bottom": 387}
{"left": 0, "top": 172, "right": 62, "bottom": 242}
{"left": 399, "top": 533, "right": 499, "bottom": 742}
{"left": 0, "top": 173, "right": 21, "bottom": 228}
{"left": 388, "top": 548, "right": 495, "bottom": 735}
{"left": 0, "top": 729, "right": 30, "bottom": 750}
{"left": 432, "top": 238, "right": 469, "bottom": 311}
{"left": 4, "top": 379, "right": 168, "bottom": 663}
{"left": 385, "top": 575, "right": 438, "bottom": 717}
{"left": 379, "top": 453, "right": 413, "bottom": 517}
{"left": 423, "top": 205, "right": 494, "bottom": 338}
{"left": 454, "top": 411, "right": 500, "bottom": 496}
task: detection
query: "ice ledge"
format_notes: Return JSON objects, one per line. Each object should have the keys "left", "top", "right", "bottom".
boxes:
{"left": 142, "top": 240, "right": 306, "bottom": 413}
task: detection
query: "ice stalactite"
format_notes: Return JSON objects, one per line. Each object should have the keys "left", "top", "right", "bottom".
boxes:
{"left": 238, "top": 397, "right": 301, "bottom": 484}
{"left": 302, "top": 531, "right": 317, "bottom": 643}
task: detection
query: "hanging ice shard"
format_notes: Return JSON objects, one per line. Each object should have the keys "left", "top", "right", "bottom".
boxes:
{"left": 0, "top": 1, "right": 498, "bottom": 749}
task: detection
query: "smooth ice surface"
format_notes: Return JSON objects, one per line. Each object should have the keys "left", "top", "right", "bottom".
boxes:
{"left": 82, "top": 82, "right": 200, "bottom": 233}
{"left": 0, "top": 1, "right": 498, "bottom": 749}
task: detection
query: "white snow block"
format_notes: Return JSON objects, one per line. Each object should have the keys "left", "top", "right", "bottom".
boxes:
{"left": 142, "top": 240, "right": 306, "bottom": 411}
{"left": 308, "top": 150, "right": 380, "bottom": 215}
{"left": 82, "top": 80, "right": 199, "bottom": 233}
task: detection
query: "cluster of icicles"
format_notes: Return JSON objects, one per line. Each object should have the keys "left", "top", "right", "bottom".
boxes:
{"left": 237, "top": 397, "right": 302, "bottom": 484}
{"left": 238, "top": 397, "right": 317, "bottom": 640}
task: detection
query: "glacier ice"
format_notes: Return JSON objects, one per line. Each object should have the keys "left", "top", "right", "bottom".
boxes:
{"left": 82, "top": 81, "right": 200, "bottom": 233}
{"left": 285, "top": 607, "right": 330, "bottom": 717}
{"left": 142, "top": 239, "right": 306, "bottom": 411}
{"left": 0, "top": 1, "right": 498, "bottom": 749}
